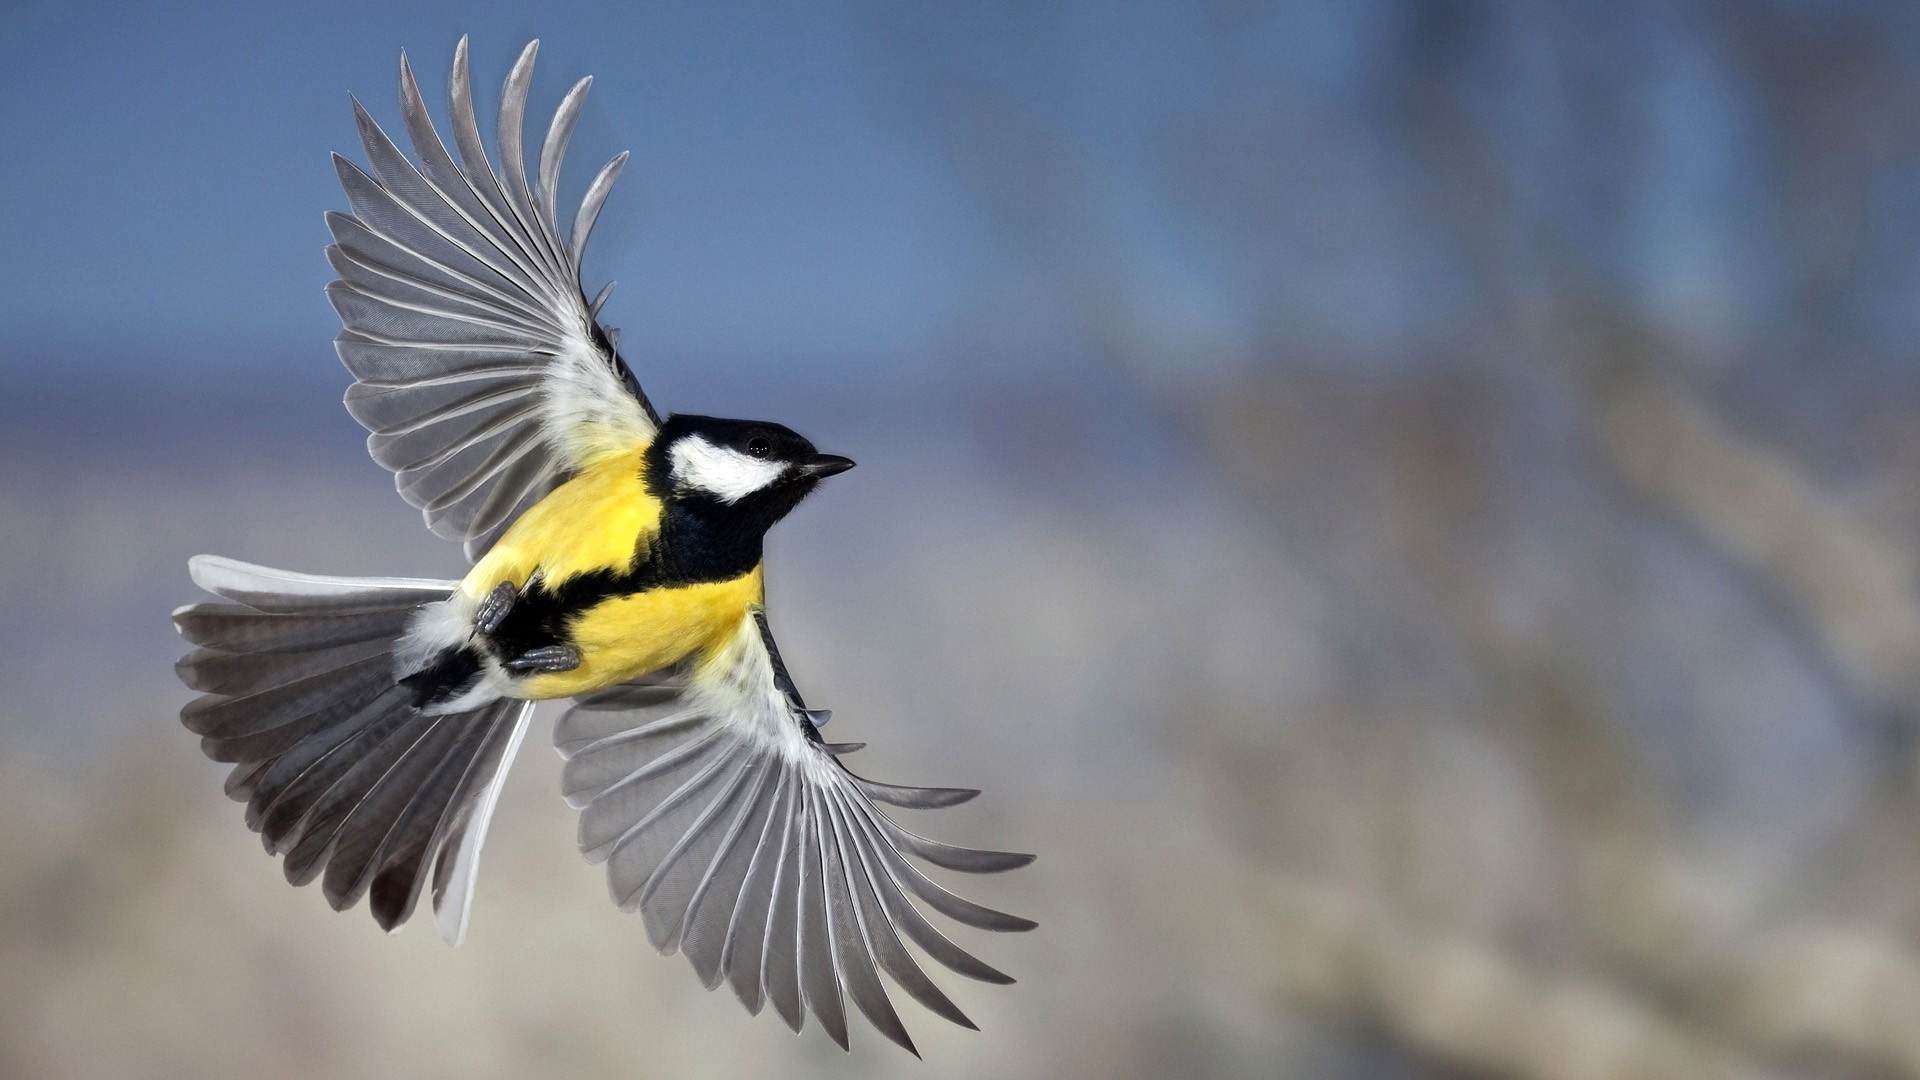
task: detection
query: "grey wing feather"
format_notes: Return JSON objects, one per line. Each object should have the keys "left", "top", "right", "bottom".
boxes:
{"left": 329, "top": 37, "right": 657, "bottom": 561}
{"left": 824, "top": 791, "right": 978, "bottom": 1029}
{"left": 725, "top": 771, "right": 796, "bottom": 1016}
{"left": 796, "top": 781, "right": 848, "bottom": 1048}
{"left": 554, "top": 611, "right": 1033, "bottom": 1054}
{"left": 680, "top": 760, "right": 782, "bottom": 988}
{"left": 819, "top": 790, "right": 916, "bottom": 1056}
{"left": 428, "top": 701, "right": 532, "bottom": 945}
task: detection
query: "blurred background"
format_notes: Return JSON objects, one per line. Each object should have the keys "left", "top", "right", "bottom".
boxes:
{"left": 8, "top": 0, "right": 1920, "bottom": 1076}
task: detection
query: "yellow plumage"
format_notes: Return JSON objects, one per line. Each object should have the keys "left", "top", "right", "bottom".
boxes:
{"left": 461, "top": 445, "right": 659, "bottom": 597}
{"left": 529, "top": 568, "right": 763, "bottom": 698}
{"left": 456, "top": 442, "right": 765, "bottom": 700}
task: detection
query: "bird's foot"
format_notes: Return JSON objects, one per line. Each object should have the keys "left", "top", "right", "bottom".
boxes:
{"left": 503, "top": 643, "right": 582, "bottom": 676}
{"left": 474, "top": 581, "right": 516, "bottom": 635}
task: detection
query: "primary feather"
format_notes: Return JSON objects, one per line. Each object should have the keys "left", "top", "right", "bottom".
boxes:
{"left": 327, "top": 36, "right": 656, "bottom": 562}
{"left": 556, "top": 612, "right": 1035, "bottom": 1054}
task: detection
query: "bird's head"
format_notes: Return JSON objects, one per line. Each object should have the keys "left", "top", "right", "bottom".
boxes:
{"left": 646, "top": 414, "right": 855, "bottom": 527}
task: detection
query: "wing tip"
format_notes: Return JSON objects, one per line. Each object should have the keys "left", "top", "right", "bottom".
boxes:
{"left": 184, "top": 552, "right": 223, "bottom": 591}
{"left": 187, "top": 552, "right": 292, "bottom": 598}
{"left": 436, "top": 913, "right": 470, "bottom": 948}
{"left": 510, "top": 39, "right": 540, "bottom": 78}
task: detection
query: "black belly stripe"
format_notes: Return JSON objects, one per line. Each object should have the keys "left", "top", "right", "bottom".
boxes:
{"left": 486, "top": 499, "right": 767, "bottom": 663}
{"left": 400, "top": 644, "right": 482, "bottom": 708}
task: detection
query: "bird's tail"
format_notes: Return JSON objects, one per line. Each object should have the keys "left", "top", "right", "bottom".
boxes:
{"left": 172, "top": 554, "right": 530, "bottom": 944}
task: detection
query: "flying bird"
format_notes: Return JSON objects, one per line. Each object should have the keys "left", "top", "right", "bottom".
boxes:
{"left": 171, "top": 37, "right": 1032, "bottom": 1055}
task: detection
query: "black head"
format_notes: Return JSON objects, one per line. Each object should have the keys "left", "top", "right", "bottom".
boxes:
{"left": 644, "top": 414, "right": 855, "bottom": 528}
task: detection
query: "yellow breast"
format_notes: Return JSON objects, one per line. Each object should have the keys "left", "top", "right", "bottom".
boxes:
{"left": 461, "top": 446, "right": 661, "bottom": 600}
{"left": 456, "top": 444, "right": 765, "bottom": 700}
{"left": 518, "top": 566, "right": 764, "bottom": 698}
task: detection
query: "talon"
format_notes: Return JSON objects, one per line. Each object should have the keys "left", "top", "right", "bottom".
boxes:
{"left": 504, "top": 643, "right": 582, "bottom": 676}
{"left": 475, "top": 581, "right": 516, "bottom": 635}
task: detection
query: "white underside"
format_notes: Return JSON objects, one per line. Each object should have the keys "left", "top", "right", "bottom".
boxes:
{"left": 688, "top": 611, "right": 822, "bottom": 768}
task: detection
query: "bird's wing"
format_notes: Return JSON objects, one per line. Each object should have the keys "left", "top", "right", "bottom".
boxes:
{"left": 327, "top": 38, "right": 658, "bottom": 562}
{"left": 554, "top": 609, "right": 1034, "bottom": 1056}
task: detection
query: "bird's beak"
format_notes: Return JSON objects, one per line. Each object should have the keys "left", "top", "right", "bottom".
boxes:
{"left": 799, "top": 453, "right": 856, "bottom": 479}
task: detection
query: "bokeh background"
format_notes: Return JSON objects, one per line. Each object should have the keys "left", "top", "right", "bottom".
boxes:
{"left": 8, "top": 1, "right": 1920, "bottom": 1077}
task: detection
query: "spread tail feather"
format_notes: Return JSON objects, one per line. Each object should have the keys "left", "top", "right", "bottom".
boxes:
{"left": 174, "top": 554, "right": 531, "bottom": 943}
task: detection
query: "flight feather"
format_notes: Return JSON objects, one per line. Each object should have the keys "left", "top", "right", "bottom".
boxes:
{"left": 326, "top": 37, "right": 656, "bottom": 562}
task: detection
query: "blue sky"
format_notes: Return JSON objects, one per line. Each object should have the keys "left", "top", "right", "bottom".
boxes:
{"left": 0, "top": 0, "right": 1012, "bottom": 386}
{"left": 5, "top": 0, "right": 1884, "bottom": 409}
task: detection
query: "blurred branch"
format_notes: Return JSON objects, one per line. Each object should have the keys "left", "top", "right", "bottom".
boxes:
{"left": 1194, "top": 711, "right": 1920, "bottom": 1078}
{"left": 1109, "top": 791, "right": 1783, "bottom": 1080}
{"left": 1583, "top": 354, "right": 1920, "bottom": 718}
{"left": 868, "top": 4, "right": 1920, "bottom": 1076}
{"left": 1194, "top": 367, "right": 1920, "bottom": 1076}
{"left": 1257, "top": 874, "right": 1780, "bottom": 1080}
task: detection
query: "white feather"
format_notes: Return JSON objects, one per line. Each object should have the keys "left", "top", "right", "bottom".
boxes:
{"left": 434, "top": 702, "right": 534, "bottom": 946}
{"left": 394, "top": 594, "right": 477, "bottom": 679}
{"left": 538, "top": 333, "right": 653, "bottom": 468}
{"left": 424, "top": 659, "right": 513, "bottom": 715}
{"left": 669, "top": 435, "right": 787, "bottom": 504}
{"left": 691, "top": 612, "right": 819, "bottom": 765}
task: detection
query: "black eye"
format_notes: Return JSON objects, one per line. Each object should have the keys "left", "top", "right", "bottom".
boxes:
{"left": 745, "top": 437, "right": 773, "bottom": 459}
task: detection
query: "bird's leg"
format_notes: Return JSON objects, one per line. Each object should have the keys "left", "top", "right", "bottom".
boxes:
{"left": 473, "top": 578, "right": 581, "bottom": 675}
{"left": 503, "top": 643, "right": 582, "bottom": 675}
{"left": 474, "top": 580, "right": 517, "bottom": 635}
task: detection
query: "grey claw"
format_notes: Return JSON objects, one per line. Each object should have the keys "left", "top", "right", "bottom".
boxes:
{"left": 803, "top": 708, "right": 833, "bottom": 727}
{"left": 475, "top": 581, "right": 516, "bottom": 635}
{"left": 504, "top": 643, "right": 581, "bottom": 675}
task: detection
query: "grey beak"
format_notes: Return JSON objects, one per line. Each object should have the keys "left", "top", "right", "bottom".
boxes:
{"left": 799, "top": 453, "right": 856, "bottom": 479}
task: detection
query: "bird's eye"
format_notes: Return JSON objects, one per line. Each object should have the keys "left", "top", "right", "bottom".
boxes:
{"left": 746, "top": 437, "right": 773, "bottom": 459}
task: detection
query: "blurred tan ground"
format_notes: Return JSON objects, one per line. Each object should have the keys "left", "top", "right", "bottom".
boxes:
{"left": 8, "top": 373, "right": 1920, "bottom": 1080}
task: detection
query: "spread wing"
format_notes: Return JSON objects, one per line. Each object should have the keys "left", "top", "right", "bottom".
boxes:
{"left": 554, "top": 610, "right": 1034, "bottom": 1055}
{"left": 327, "top": 38, "right": 658, "bottom": 562}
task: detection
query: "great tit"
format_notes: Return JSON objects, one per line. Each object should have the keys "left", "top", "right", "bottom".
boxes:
{"left": 172, "top": 38, "right": 1031, "bottom": 1055}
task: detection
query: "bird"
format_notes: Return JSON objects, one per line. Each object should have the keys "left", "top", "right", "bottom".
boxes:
{"left": 171, "top": 37, "right": 1032, "bottom": 1056}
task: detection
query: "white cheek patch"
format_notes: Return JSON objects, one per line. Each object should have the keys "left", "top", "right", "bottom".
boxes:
{"left": 670, "top": 435, "right": 787, "bottom": 503}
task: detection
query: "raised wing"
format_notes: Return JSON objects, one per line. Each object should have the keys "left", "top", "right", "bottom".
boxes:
{"left": 554, "top": 611, "right": 1034, "bottom": 1055}
{"left": 328, "top": 38, "right": 659, "bottom": 561}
